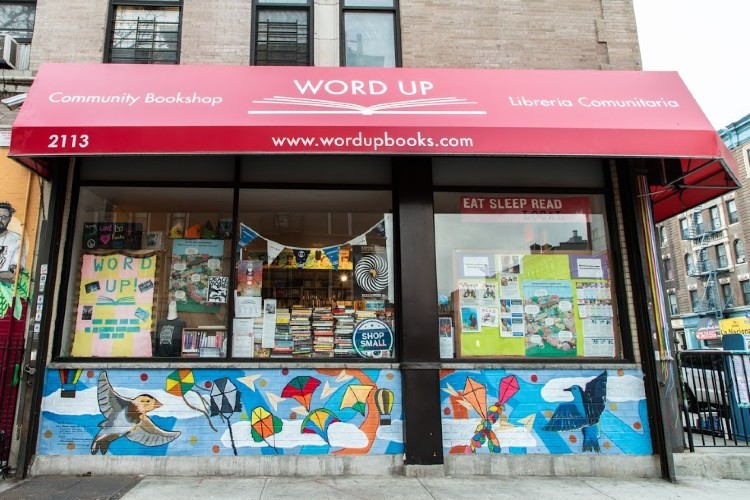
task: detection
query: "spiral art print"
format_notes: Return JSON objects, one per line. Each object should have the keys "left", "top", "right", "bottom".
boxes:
{"left": 354, "top": 254, "right": 389, "bottom": 293}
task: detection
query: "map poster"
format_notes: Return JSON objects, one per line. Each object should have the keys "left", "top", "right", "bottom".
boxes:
{"left": 170, "top": 239, "right": 224, "bottom": 313}
{"left": 522, "top": 280, "right": 577, "bottom": 357}
{"left": 71, "top": 252, "right": 156, "bottom": 357}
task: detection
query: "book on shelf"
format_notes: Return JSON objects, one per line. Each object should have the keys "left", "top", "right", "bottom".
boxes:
{"left": 181, "top": 327, "right": 227, "bottom": 358}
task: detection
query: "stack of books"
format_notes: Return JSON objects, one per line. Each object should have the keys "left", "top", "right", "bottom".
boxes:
{"left": 290, "top": 306, "right": 313, "bottom": 357}
{"left": 333, "top": 306, "right": 355, "bottom": 357}
{"left": 272, "top": 308, "right": 293, "bottom": 357}
{"left": 312, "top": 307, "right": 335, "bottom": 357}
{"left": 253, "top": 321, "right": 270, "bottom": 358}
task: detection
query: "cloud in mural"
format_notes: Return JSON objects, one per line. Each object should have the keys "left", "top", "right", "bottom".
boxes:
{"left": 327, "top": 422, "right": 368, "bottom": 448}
{"left": 541, "top": 373, "right": 645, "bottom": 403}
{"left": 442, "top": 417, "right": 537, "bottom": 448}
{"left": 219, "top": 419, "right": 365, "bottom": 450}
{"left": 375, "top": 419, "right": 404, "bottom": 443}
{"left": 42, "top": 383, "right": 209, "bottom": 420}
{"left": 606, "top": 374, "right": 646, "bottom": 402}
{"left": 541, "top": 376, "right": 597, "bottom": 402}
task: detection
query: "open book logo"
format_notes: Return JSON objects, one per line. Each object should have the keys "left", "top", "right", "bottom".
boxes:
{"left": 248, "top": 96, "right": 486, "bottom": 116}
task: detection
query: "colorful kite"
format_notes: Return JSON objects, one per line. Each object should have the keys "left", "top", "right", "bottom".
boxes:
{"left": 210, "top": 377, "right": 243, "bottom": 455}
{"left": 281, "top": 376, "right": 321, "bottom": 411}
{"left": 339, "top": 384, "right": 374, "bottom": 416}
{"left": 301, "top": 408, "right": 340, "bottom": 444}
{"left": 165, "top": 369, "right": 216, "bottom": 431}
{"left": 499, "top": 375, "right": 520, "bottom": 405}
{"left": 462, "top": 378, "right": 487, "bottom": 419}
{"left": 250, "top": 406, "right": 283, "bottom": 452}
{"left": 374, "top": 388, "right": 394, "bottom": 425}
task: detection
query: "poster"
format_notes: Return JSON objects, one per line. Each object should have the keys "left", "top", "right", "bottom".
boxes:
{"left": 439, "top": 317, "right": 454, "bottom": 358}
{"left": 82, "top": 222, "right": 143, "bottom": 251}
{"left": 71, "top": 252, "right": 156, "bottom": 357}
{"left": 523, "top": 280, "right": 576, "bottom": 357}
{"left": 236, "top": 260, "right": 263, "bottom": 297}
{"left": 232, "top": 318, "right": 255, "bottom": 357}
{"left": 170, "top": 239, "right": 224, "bottom": 313}
{"left": 262, "top": 298, "right": 277, "bottom": 348}
{"left": 352, "top": 245, "right": 390, "bottom": 301}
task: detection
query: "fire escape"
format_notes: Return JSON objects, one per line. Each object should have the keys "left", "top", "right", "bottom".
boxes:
{"left": 685, "top": 209, "right": 732, "bottom": 318}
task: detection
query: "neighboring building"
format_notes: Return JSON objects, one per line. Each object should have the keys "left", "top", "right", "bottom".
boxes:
{"left": 657, "top": 113, "right": 750, "bottom": 350}
{"left": 0, "top": 0, "right": 738, "bottom": 482}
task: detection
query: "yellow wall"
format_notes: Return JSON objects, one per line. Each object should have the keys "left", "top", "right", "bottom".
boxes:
{"left": 0, "top": 148, "right": 42, "bottom": 269}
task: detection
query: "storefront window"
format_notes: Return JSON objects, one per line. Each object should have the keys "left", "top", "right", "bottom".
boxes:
{"left": 236, "top": 189, "right": 395, "bottom": 359}
{"left": 434, "top": 192, "right": 620, "bottom": 359}
{"left": 61, "top": 185, "right": 396, "bottom": 361}
{"left": 61, "top": 186, "right": 233, "bottom": 358}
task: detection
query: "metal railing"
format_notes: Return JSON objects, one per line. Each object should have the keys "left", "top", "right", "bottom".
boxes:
{"left": 678, "top": 350, "right": 750, "bottom": 450}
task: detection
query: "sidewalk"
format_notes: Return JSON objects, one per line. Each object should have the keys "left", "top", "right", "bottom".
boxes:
{"left": 1, "top": 475, "right": 748, "bottom": 500}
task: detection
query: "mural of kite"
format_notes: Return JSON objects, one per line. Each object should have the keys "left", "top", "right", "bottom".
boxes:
{"left": 210, "top": 377, "right": 242, "bottom": 455}
{"left": 91, "top": 372, "right": 180, "bottom": 455}
{"left": 460, "top": 375, "right": 521, "bottom": 454}
{"left": 340, "top": 385, "right": 374, "bottom": 416}
{"left": 374, "top": 388, "right": 394, "bottom": 425}
{"left": 281, "top": 376, "right": 321, "bottom": 411}
{"left": 462, "top": 377, "right": 487, "bottom": 419}
{"left": 59, "top": 368, "right": 83, "bottom": 398}
{"left": 250, "top": 406, "right": 283, "bottom": 453}
{"left": 165, "top": 369, "right": 216, "bottom": 431}
{"left": 301, "top": 408, "right": 340, "bottom": 444}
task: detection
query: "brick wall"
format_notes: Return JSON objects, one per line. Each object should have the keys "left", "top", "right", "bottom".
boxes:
{"left": 399, "top": 0, "right": 641, "bottom": 70}
{"left": 181, "top": 1, "right": 251, "bottom": 65}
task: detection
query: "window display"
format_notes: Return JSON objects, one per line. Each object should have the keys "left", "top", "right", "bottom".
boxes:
{"left": 434, "top": 193, "right": 620, "bottom": 359}
{"left": 60, "top": 185, "right": 395, "bottom": 361}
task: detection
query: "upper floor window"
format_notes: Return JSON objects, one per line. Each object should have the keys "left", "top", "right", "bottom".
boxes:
{"left": 668, "top": 293, "right": 678, "bottom": 315}
{"left": 716, "top": 243, "right": 729, "bottom": 268}
{"left": 659, "top": 226, "right": 667, "bottom": 246}
{"left": 106, "top": 1, "right": 181, "bottom": 64}
{"left": 685, "top": 253, "right": 695, "bottom": 275}
{"left": 342, "top": 0, "right": 398, "bottom": 67}
{"left": 727, "top": 199, "right": 739, "bottom": 224}
{"left": 253, "top": 0, "right": 311, "bottom": 66}
{"left": 709, "top": 205, "right": 721, "bottom": 230}
{"left": 679, "top": 218, "right": 689, "bottom": 239}
{"left": 735, "top": 239, "right": 745, "bottom": 264}
{"left": 742, "top": 281, "right": 750, "bottom": 306}
{"left": 0, "top": 0, "right": 35, "bottom": 70}
{"left": 693, "top": 210, "right": 704, "bottom": 234}
{"left": 721, "top": 282, "right": 733, "bottom": 308}
{"left": 664, "top": 257, "right": 674, "bottom": 280}
{"left": 689, "top": 289, "right": 700, "bottom": 312}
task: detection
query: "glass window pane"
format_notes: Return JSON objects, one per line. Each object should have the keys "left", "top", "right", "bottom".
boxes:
{"left": 0, "top": 3, "right": 35, "bottom": 40}
{"left": 256, "top": 8, "right": 309, "bottom": 66}
{"left": 344, "top": 0, "right": 395, "bottom": 7}
{"left": 344, "top": 12, "right": 395, "bottom": 67}
{"left": 237, "top": 189, "right": 395, "bottom": 359}
{"left": 61, "top": 187, "right": 233, "bottom": 358}
{"left": 110, "top": 6, "right": 180, "bottom": 64}
{"left": 434, "top": 193, "right": 619, "bottom": 359}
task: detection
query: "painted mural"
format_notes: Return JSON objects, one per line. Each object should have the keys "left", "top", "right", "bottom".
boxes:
{"left": 441, "top": 369, "right": 652, "bottom": 455}
{"left": 38, "top": 368, "right": 403, "bottom": 456}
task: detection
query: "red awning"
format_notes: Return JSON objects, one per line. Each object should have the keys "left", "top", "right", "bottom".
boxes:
{"left": 9, "top": 63, "right": 739, "bottom": 221}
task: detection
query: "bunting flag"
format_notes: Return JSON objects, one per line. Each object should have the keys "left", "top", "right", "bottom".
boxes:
{"left": 349, "top": 234, "right": 368, "bottom": 246}
{"left": 238, "top": 223, "right": 259, "bottom": 249}
{"left": 267, "top": 240, "right": 285, "bottom": 263}
{"left": 322, "top": 246, "right": 340, "bottom": 270}
{"left": 293, "top": 249, "right": 311, "bottom": 268}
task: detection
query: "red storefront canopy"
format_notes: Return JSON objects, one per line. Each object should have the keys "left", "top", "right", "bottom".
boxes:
{"left": 9, "top": 63, "right": 738, "bottom": 222}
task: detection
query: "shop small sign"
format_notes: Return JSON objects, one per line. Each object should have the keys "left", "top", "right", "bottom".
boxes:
{"left": 353, "top": 319, "right": 393, "bottom": 358}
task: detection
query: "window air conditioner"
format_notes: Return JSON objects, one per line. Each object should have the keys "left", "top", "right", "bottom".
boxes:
{"left": 0, "top": 35, "right": 19, "bottom": 69}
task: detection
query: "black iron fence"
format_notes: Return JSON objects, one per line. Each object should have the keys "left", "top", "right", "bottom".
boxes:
{"left": 678, "top": 350, "right": 750, "bottom": 450}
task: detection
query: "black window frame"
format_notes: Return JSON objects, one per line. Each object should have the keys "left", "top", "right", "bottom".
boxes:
{"left": 251, "top": 0, "right": 312, "bottom": 66}
{"left": 679, "top": 218, "right": 689, "bottom": 239}
{"left": 721, "top": 282, "right": 733, "bottom": 307}
{"left": 689, "top": 289, "right": 700, "bottom": 312}
{"left": 716, "top": 243, "right": 729, "bottom": 268}
{"left": 709, "top": 205, "right": 721, "bottom": 230}
{"left": 104, "top": 0, "right": 183, "bottom": 65}
{"left": 664, "top": 257, "right": 674, "bottom": 281}
{"left": 735, "top": 239, "right": 745, "bottom": 263}
{"left": 340, "top": 0, "right": 401, "bottom": 67}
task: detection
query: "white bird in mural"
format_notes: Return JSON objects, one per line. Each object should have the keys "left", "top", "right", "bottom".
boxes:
{"left": 91, "top": 372, "right": 181, "bottom": 455}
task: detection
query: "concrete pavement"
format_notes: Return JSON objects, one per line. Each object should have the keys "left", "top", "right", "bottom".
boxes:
{"left": 1, "top": 475, "right": 749, "bottom": 500}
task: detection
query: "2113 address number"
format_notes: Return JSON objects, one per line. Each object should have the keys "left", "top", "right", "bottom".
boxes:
{"left": 48, "top": 134, "right": 89, "bottom": 148}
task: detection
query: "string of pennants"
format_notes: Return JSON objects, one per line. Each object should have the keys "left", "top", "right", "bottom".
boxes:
{"left": 237, "top": 216, "right": 391, "bottom": 270}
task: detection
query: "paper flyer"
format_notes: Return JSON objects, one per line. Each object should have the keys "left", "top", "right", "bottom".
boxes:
{"left": 232, "top": 318, "right": 255, "bottom": 357}
{"left": 523, "top": 280, "right": 576, "bottom": 357}
{"left": 170, "top": 239, "right": 224, "bottom": 313}
{"left": 235, "top": 294, "right": 262, "bottom": 318}
{"left": 261, "top": 298, "right": 277, "bottom": 348}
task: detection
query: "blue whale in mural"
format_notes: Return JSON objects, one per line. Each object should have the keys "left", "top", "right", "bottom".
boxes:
{"left": 542, "top": 371, "right": 607, "bottom": 452}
